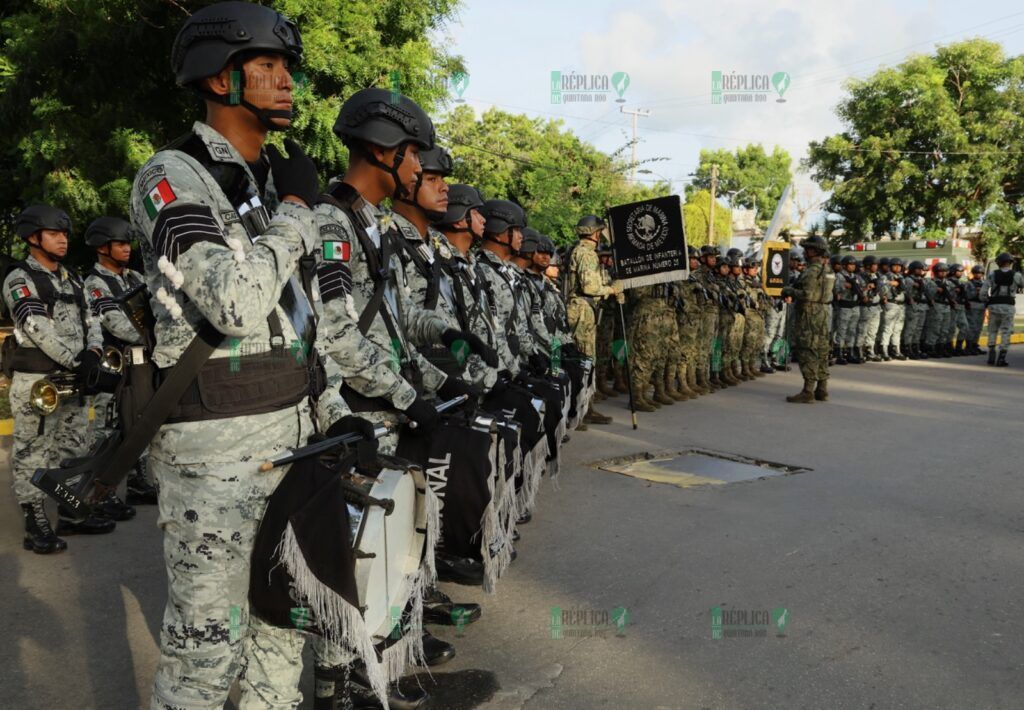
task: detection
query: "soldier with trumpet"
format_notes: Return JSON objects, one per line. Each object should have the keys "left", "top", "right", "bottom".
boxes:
{"left": 2, "top": 205, "right": 118, "bottom": 555}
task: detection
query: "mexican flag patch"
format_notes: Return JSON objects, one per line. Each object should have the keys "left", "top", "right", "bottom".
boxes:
{"left": 91, "top": 288, "right": 103, "bottom": 298}
{"left": 11, "top": 285, "right": 30, "bottom": 301}
{"left": 323, "top": 240, "right": 350, "bottom": 262}
{"left": 143, "top": 178, "right": 177, "bottom": 219}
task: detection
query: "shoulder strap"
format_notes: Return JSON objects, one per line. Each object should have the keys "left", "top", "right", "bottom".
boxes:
{"left": 89, "top": 267, "right": 125, "bottom": 298}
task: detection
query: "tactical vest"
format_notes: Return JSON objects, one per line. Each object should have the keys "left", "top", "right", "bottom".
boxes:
{"left": 989, "top": 270, "right": 1016, "bottom": 305}
{"left": 88, "top": 267, "right": 144, "bottom": 348}
{"left": 1, "top": 263, "right": 87, "bottom": 375}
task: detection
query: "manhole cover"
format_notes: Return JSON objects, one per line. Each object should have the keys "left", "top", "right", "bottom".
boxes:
{"left": 595, "top": 450, "right": 809, "bottom": 488}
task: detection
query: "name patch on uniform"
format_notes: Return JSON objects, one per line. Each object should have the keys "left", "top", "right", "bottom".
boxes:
{"left": 144, "top": 178, "right": 177, "bottom": 220}
{"left": 220, "top": 209, "right": 242, "bottom": 225}
{"left": 137, "top": 164, "right": 166, "bottom": 190}
{"left": 10, "top": 285, "right": 30, "bottom": 301}
{"left": 323, "top": 240, "right": 350, "bottom": 262}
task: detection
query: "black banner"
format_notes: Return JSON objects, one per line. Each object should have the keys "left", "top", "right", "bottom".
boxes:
{"left": 606, "top": 195, "right": 688, "bottom": 289}
{"left": 761, "top": 240, "right": 790, "bottom": 296}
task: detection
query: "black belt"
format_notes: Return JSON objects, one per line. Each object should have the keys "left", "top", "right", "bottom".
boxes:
{"left": 837, "top": 302, "right": 860, "bottom": 308}
{"left": 863, "top": 303, "right": 881, "bottom": 308}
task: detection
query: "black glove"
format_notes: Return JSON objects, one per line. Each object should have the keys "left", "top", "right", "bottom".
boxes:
{"left": 326, "top": 415, "right": 379, "bottom": 467}
{"left": 528, "top": 352, "right": 550, "bottom": 375}
{"left": 266, "top": 139, "right": 320, "bottom": 208}
{"left": 560, "top": 342, "right": 581, "bottom": 361}
{"left": 438, "top": 376, "right": 482, "bottom": 403}
{"left": 440, "top": 329, "right": 499, "bottom": 368}
{"left": 75, "top": 348, "right": 103, "bottom": 395}
{"left": 403, "top": 396, "right": 440, "bottom": 434}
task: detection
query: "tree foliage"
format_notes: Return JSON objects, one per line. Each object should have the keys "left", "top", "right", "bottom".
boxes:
{"left": 685, "top": 145, "right": 792, "bottom": 228}
{"left": 682, "top": 189, "right": 732, "bottom": 248}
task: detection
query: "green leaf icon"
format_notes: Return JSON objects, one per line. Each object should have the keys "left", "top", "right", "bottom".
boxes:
{"left": 771, "top": 71, "right": 790, "bottom": 100}
{"left": 612, "top": 71, "right": 630, "bottom": 99}
{"left": 612, "top": 339, "right": 629, "bottom": 363}
{"left": 450, "top": 339, "right": 470, "bottom": 365}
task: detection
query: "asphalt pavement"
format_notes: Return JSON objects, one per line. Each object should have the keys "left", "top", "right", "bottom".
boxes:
{"left": 2, "top": 354, "right": 1023, "bottom": 709}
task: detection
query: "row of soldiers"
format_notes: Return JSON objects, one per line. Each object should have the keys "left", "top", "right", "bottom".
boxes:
{"left": 1, "top": 3, "right": 601, "bottom": 708}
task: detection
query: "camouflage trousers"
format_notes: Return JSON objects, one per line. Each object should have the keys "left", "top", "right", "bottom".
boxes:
{"left": 567, "top": 297, "right": 597, "bottom": 359}
{"left": 150, "top": 405, "right": 313, "bottom": 709}
{"left": 676, "top": 313, "right": 701, "bottom": 373}
{"left": 834, "top": 305, "right": 860, "bottom": 347}
{"left": 923, "top": 304, "right": 950, "bottom": 346}
{"left": 742, "top": 312, "right": 765, "bottom": 363}
{"left": 8, "top": 371, "right": 91, "bottom": 506}
{"left": 965, "top": 304, "right": 986, "bottom": 342}
{"left": 699, "top": 307, "right": 719, "bottom": 375}
{"left": 629, "top": 299, "right": 671, "bottom": 388}
{"left": 794, "top": 308, "right": 831, "bottom": 383}
{"left": 879, "top": 302, "right": 906, "bottom": 350}
{"left": 945, "top": 307, "right": 968, "bottom": 343}
{"left": 987, "top": 304, "right": 1015, "bottom": 353}
{"left": 902, "top": 303, "right": 928, "bottom": 345}
{"left": 856, "top": 305, "right": 882, "bottom": 347}
{"left": 763, "top": 304, "right": 787, "bottom": 363}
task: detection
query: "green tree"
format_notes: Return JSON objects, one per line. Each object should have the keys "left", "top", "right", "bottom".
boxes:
{"left": 683, "top": 190, "right": 732, "bottom": 248}
{"left": 806, "top": 39, "right": 1024, "bottom": 241}
{"left": 438, "top": 105, "right": 667, "bottom": 245}
{"left": 685, "top": 145, "right": 792, "bottom": 228}
{"left": 0, "top": 0, "right": 463, "bottom": 265}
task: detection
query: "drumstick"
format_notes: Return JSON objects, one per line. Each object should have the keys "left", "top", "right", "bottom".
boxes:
{"left": 258, "top": 424, "right": 393, "bottom": 472}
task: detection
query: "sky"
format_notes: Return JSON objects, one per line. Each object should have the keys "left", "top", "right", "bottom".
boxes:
{"left": 435, "top": 0, "right": 1024, "bottom": 226}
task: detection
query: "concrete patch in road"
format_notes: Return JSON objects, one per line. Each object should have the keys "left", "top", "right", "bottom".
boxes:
{"left": 593, "top": 448, "right": 810, "bottom": 488}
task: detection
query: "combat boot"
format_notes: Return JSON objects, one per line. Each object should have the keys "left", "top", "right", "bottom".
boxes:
{"left": 596, "top": 365, "right": 617, "bottom": 398}
{"left": 56, "top": 510, "right": 115, "bottom": 536}
{"left": 987, "top": 347, "right": 997, "bottom": 365}
{"left": 786, "top": 380, "right": 816, "bottom": 403}
{"left": 613, "top": 369, "right": 630, "bottom": 394}
{"left": 848, "top": 347, "right": 863, "bottom": 364}
{"left": 21, "top": 503, "right": 67, "bottom": 555}
{"left": 631, "top": 392, "right": 657, "bottom": 412}
{"left": 675, "top": 364, "right": 697, "bottom": 399}
{"left": 592, "top": 389, "right": 607, "bottom": 402}
{"left": 996, "top": 350, "right": 1009, "bottom": 367}
{"left": 878, "top": 345, "right": 891, "bottom": 362}
{"left": 814, "top": 379, "right": 829, "bottom": 402}
{"left": 688, "top": 365, "right": 709, "bottom": 395}
{"left": 941, "top": 342, "right": 953, "bottom": 358}
{"left": 955, "top": 340, "right": 966, "bottom": 356}
{"left": 583, "top": 404, "right": 613, "bottom": 425}
{"left": 651, "top": 377, "right": 675, "bottom": 405}
{"left": 748, "top": 359, "right": 765, "bottom": 378}
{"left": 759, "top": 357, "right": 775, "bottom": 374}
{"left": 664, "top": 366, "right": 688, "bottom": 401}
{"left": 869, "top": 346, "right": 883, "bottom": 362}
{"left": 127, "top": 462, "right": 159, "bottom": 506}
{"left": 969, "top": 341, "right": 982, "bottom": 355}
{"left": 721, "top": 367, "right": 740, "bottom": 386}
{"left": 920, "top": 344, "right": 932, "bottom": 359}
{"left": 733, "top": 362, "right": 750, "bottom": 382}
{"left": 893, "top": 346, "right": 907, "bottom": 361}
{"left": 835, "top": 348, "right": 849, "bottom": 365}
{"left": 93, "top": 492, "right": 136, "bottom": 522}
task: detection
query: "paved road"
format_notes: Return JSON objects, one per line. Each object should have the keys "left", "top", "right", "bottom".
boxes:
{"left": 2, "top": 356, "right": 1023, "bottom": 709}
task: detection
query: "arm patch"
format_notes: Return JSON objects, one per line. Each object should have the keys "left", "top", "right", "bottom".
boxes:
{"left": 151, "top": 203, "right": 226, "bottom": 264}
{"left": 13, "top": 297, "right": 48, "bottom": 327}
{"left": 316, "top": 261, "right": 353, "bottom": 304}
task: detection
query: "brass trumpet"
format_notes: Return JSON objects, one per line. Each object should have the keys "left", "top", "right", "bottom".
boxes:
{"left": 29, "top": 346, "right": 124, "bottom": 416}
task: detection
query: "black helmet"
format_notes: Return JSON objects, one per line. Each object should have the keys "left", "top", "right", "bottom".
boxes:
{"left": 947, "top": 262, "right": 963, "bottom": 274}
{"left": 996, "top": 252, "right": 1014, "bottom": 265}
{"left": 908, "top": 260, "right": 925, "bottom": 271}
{"left": 789, "top": 249, "right": 804, "bottom": 261}
{"left": 16, "top": 205, "right": 71, "bottom": 240}
{"left": 841, "top": 255, "right": 858, "bottom": 267}
{"left": 536, "top": 235, "right": 556, "bottom": 255}
{"left": 417, "top": 145, "right": 453, "bottom": 176}
{"left": 726, "top": 247, "right": 743, "bottom": 259}
{"left": 171, "top": 2, "right": 303, "bottom": 130}
{"left": 688, "top": 246, "right": 700, "bottom": 259}
{"left": 933, "top": 262, "right": 949, "bottom": 273}
{"left": 436, "top": 183, "right": 484, "bottom": 228}
{"left": 334, "top": 88, "right": 434, "bottom": 151}
{"left": 801, "top": 236, "right": 828, "bottom": 256}
{"left": 971, "top": 264, "right": 985, "bottom": 274}
{"left": 517, "top": 228, "right": 540, "bottom": 255}
{"left": 862, "top": 255, "right": 877, "bottom": 267}
{"left": 878, "top": 257, "right": 891, "bottom": 267}
{"left": 85, "top": 217, "right": 133, "bottom": 247}
{"left": 829, "top": 255, "right": 841, "bottom": 266}
{"left": 728, "top": 256, "right": 742, "bottom": 267}
{"left": 482, "top": 200, "right": 526, "bottom": 234}
{"left": 700, "top": 244, "right": 719, "bottom": 258}
{"left": 889, "top": 257, "right": 904, "bottom": 268}
{"left": 743, "top": 257, "right": 759, "bottom": 268}
{"left": 575, "top": 214, "right": 606, "bottom": 237}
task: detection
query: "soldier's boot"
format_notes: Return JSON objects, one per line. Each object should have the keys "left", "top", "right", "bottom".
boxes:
{"left": 832, "top": 348, "right": 845, "bottom": 365}
{"left": 126, "top": 463, "right": 159, "bottom": 506}
{"left": 786, "top": 379, "right": 816, "bottom": 403}
{"left": 904, "top": 344, "right": 917, "bottom": 360}
{"left": 750, "top": 358, "right": 766, "bottom": 377}
{"left": 987, "top": 347, "right": 997, "bottom": 365}
{"left": 759, "top": 356, "right": 776, "bottom": 374}
{"left": 664, "top": 365, "right": 687, "bottom": 401}
{"left": 955, "top": 340, "right": 966, "bottom": 356}
{"left": 703, "top": 369, "right": 720, "bottom": 392}
{"left": 613, "top": 369, "right": 630, "bottom": 394}
{"left": 814, "top": 379, "right": 829, "bottom": 402}
{"left": 56, "top": 510, "right": 115, "bottom": 536}
{"left": 733, "top": 362, "right": 750, "bottom": 382}
{"left": 592, "top": 389, "right": 607, "bottom": 402}
{"left": 673, "top": 364, "right": 696, "bottom": 399}
{"left": 596, "top": 365, "right": 617, "bottom": 398}
{"left": 878, "top": 345, "right": 891, "bottom": 362}
{"left": 584, "top": 404, "right": 614, "bottom": 424}
{"left": 631, "top": 389, "right": 657, "bottom": 412}
{"left": 92, "top": 492, "right": 136, "bottom": 522}
{"left": 920, "top": 343, "right": 932, "bottom": 359}
{"left": 848, "top": 346, "right": 863, "bottom": 364}
{"left": 941, "top": 342, "right": 953, "bottom": 358}
{"left": 996, "top": 350, "right": 1009, "bottom": 367}
{"left": 711, "top": 370, "right": 727, "bottom": 388}
{"left": 828, "top": 345, "right": 837, "bottom": 366}
{"left": 21, "top": 503, "right": 67, "bottom": 555}
{"left": 870, "top": 345, "right": 883, "bottom": 362}
{"left": 688, "top": 365, "right": 709, "bottom": 395}
{"left": 969, "top": 341, "right": 983, "bottom": 355}
{"left": 652, "top": 376, "right": 675, "bottom": 405}
{"left": 720, "top": 366, "right": 739, "bottom": 386}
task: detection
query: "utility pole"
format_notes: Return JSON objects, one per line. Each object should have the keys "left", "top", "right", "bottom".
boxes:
{"left": 708, "top": 163, "right": 719, "bottom": 245}
{"left": 620, "top": 105, "right": 651, "bottom": 182}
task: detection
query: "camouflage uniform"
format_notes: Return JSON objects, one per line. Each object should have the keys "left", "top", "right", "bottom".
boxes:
{"left": 476, "top": 248, "right": 543, "bottom": 370}
{"left": 902, "top": 275, "right": 929, "bottom": 352}
{"left": 565, "top": 240, "right": 615, "bottom": 359}
{"left": 856, "top": 271, "right": 883, "bottom": 354}
{"left": 789, "top": 261, "right": 833, "bottom": 385}
{"left": 877, "top": 271, "right": 907, "bottom": 356}
{"left": 985, "top": 268, "right": 1024, "bottom": 356}
{"left": 3, "top": 255, "right": 102, "bottom": 507}
{"left": 694, "top": 266, "right": 721, "bottom": 385}
{"left": 763, "top": 295, "right": 787, "bottom": 368}
{"left": 130, "top": 121, "right": 324, "bottom": 709}
{"left": 676, "top": 275, "right": 707, "bottom": 392}
{"left": 834, "top": 272, "right": 862, "bottom": 349}
{"left": 741, "top": 274, "right": 767, "bottom": 376}
{"left": 944, "top": 275, "right": 968, "bottom": 348}
{"left": 922, "top": 277, "right": 951, "bottom": 349}
{"left": 963, "top": 276, "right": 988, "bottom": 345}
{"left": 628, "top": 286, "right": 670, "bottom": 404}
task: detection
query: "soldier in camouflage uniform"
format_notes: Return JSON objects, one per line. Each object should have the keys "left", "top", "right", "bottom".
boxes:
{"left": 695, "top": 246, "right": 723, "bottom": 390}
{"left": 3, "top": 205, "right": 115, "bottom": 554}
{"left": 782, "top": 236, "right": 833, "bottom": 402}
{"left": 741, "top": 257, "right": 768, "bottom": 379}
{"left": 834, "top": 256, "right": 863, "bottom": 364}
{"left": 984, "top": 253, "right": 1024, "bottom": 366}
{"left": 565, "top": 215, "right": 622, "bottom": 424}
{"left": 963, "top": 264, "right": 988, "bottom": 355}
{"left": 594, "top": 245, "right": 622, "bottom": 398}
{"left": 877, "top": 257, "right": 908, "bottom": 360}
{"left": 672, "top": 247, "right": 706, "bottom": 397}
{"left": 922, "top": 262, "right": 952, "bottom": 357}
{"left": 944, "top": 263, "right": 969, "bottom": 355}
{"left": 627, "top": 285, "right": 673, "bottom": 411}
{"left": 83, "top": 216, "right": 159, "bottom": 505}
{"left": 132, "top": 6, "right": 370, "bottom": 706}
{"left": 828, "top": 255, "right": 842, "bottom": 360}
{"left": 856, "top": 255, "right": 884, "bottom": 361}
{"left": 720, "top": 254, "right": 746, "bottom": 384}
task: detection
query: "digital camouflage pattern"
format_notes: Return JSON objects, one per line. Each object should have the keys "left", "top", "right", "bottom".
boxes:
{"left": 790, "top": 261, "right": 833, "bottom": 383}
{"left": 565, "top": 240, "right": 615, "bottom": 359}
